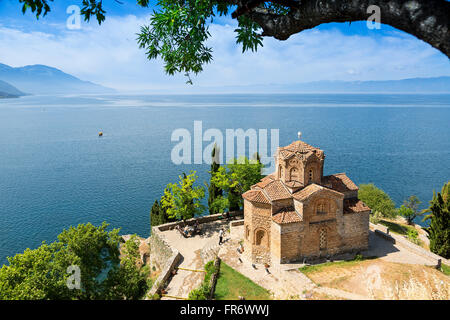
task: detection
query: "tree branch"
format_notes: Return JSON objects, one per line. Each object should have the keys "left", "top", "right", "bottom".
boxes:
{"left": 246, "top": 0, "right": 450, "bottom": 58}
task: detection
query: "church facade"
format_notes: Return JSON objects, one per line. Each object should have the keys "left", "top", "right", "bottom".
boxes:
{"left": 242, "top": 139, "right": 371, "bottom": 264}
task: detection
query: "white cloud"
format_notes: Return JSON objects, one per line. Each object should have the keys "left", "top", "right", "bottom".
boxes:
{"left": 0, "top": 15, "right": 449, "bottom": 92}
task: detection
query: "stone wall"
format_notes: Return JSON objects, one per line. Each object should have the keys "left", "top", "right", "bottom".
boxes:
{"left": 342, "top": 211, "right": 370, "bottom": 252}
{"left": 277, "top": 222, "right": 304, "bottom": 263}
{"left": 147, "top": 226, "right": 182, "bottom": 298}
{"left": 243, "top": 201, "right": 272, "bottom": 264}
{"left": 157, "top": 210, "right": 243, "bottom": 232}
{"left": 149, "top": 227, "right": 176, "bottom": 270}
{"left": 297, "top": 190, "right": 344, "bottom": 259}
{"left": 301, "top": 220, "right": 342, "bottom": 258}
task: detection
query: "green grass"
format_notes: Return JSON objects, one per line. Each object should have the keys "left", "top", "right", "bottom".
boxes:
{"left": 378, "top": 219, "right": 424, "bottom": 246}
{"left": 299, "top": 255, "right": 377, "bottom": 275}
{"left": 440, "top": 264, "right": 450, "bottom": 276}
{"left": 214, "top": 262, "right": 272, "bottom": 300}
{"left": 378, "top": 219, "right": 410, "bottom": 235}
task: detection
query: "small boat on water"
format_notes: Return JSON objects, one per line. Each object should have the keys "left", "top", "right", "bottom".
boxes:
{"left": 98, "top": 131, "right": 103, "bottom": 137}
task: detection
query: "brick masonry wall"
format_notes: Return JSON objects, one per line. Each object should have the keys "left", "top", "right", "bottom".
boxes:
{"left": 243, "top": 200, "right": 272, "bottom": 264}
{"left": 342, "top": 211, "right": 370, "bottom": 251}
{"left": 278, "top": 222, "right": 304, "bottom": 263}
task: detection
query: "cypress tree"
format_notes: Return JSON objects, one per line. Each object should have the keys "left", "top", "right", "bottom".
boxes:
{"left": 208, "top": 144, "right": 223, "bottom": 214}
{"left": 423, "top": 182, "right": 450, "bottom": 258}
{"left": 150, "top": 200, "right": 161, "bottom": 227}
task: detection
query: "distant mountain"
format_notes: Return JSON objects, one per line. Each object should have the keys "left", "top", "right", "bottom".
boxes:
{"left": 180, "top": 76, "right": 450, "bottom": 94}
{"left": 0, "top": 79, "right": 26, "bottom": 98}
{"left": 286, "top": 77, "right": 450, "bottom": 93}
{"left": 0, "top": 63, "right": 115, "bottom": 95}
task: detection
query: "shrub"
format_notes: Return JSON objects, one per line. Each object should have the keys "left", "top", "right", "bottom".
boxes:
{"left": 358, "top": 184, "right": 397, "bottom": 218}
{"left": 353, "top": 254, "right": 364, "bottom": 261}
{"left": 407, "top": 228, "right": 418, "bottom": 240}
{"left": 188, "top": 260, "right": 218, "bottom": 300}
{"left": 188, "top": 283, "right": 208, "bottom": 300}
{"left": 370, "top": 211, "right": 383, "bottom": 224}
{"left": 406, "top": 228, "right": 422, "bottom": 245}
{"left": 422, "top": 182, "right": 450, "bottom": 258}
{"left": 149, "top": 293, "right": 160, "bottom": 300}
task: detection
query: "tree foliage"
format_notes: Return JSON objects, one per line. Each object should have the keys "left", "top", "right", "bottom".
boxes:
{"left": 358, "top": 183, "right": 397, "bottom": 218}
{"left": 210, "top": 155, "right": 263, "bottom": 212}
{"left": 150, "top": 199, "right": 177, "bottom": 227}
{"left": 161, "top": 170, "right": 206, "bottom": 221}
{"left": 0, "top": 223, "right": 148, "bottom": 300}
{"left": 422, "top": 181, "right": 450, "bottom": 258}
{"left": 398, "top": 195, "right": 422, "bottom": 224}
{"left": 17, "top": 0, "right": 450, "bottom": 78}
{"left": 105, "top": 234, "right": 150, "bottom": 300}
{"left": 207, "top": 144, "right": 223, "bottom": 215}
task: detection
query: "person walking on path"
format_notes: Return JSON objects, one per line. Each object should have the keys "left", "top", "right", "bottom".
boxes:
{"left": 218, "top": 228, "right": 224, "bottom": 245}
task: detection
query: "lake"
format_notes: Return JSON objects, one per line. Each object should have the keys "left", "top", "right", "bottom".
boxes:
{"left": 0, "top": 93, "right": 449, "bottom": 265}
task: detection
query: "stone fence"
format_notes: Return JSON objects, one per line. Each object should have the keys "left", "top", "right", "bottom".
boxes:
{"left": 370, "top": 222, "right": 449, "bottom": 267}
{"left": 208, "top": 257, "right": 221, "bottom": 300}
{"left": 155, "top": 210, "right": 243, "bottom": 232}
{"left": 147, "top": 227, "right": 182, "bottom": 298}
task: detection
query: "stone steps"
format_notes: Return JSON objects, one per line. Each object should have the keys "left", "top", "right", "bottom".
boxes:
{"left": 200, "top": 241, "right": 221, "bottom": 263}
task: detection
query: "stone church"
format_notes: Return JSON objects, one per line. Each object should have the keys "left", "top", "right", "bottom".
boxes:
{"left": 242, "top": 138, "right": 371, "bottom": 264}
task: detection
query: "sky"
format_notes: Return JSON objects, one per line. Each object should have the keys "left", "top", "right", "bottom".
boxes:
{"left": 0, "top": 0, "right": 449, "bottom": 92}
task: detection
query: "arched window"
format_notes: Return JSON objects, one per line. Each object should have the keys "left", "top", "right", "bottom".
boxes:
{"left": 316, "top": 199, "right": 328, "bottom": 214}
{"left": 278, "top": 165, "right": 282, "bottom": 179}
{"left": 255, "top": 229, "right": 266, "bottom": 246}
{"left": 309, "top": 169, "right": 314, "bottom": 182}
{"left": 319, "top": 228, "right": 327, "bottom": 250}
{"left": 290, "top": 167, "right": 299, "bottom": 181}
{"left": 245, "top": 225, "right": 250, "bottom": 240}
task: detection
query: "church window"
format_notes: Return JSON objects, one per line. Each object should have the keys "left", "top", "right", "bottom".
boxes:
{"left": 316, "top": 199, "right": 327, "bottom": 214}
{"left": 309, "top": 169, "right": 314, "bottom": 182}
{"left": 290, "top": 167, "right": 299, "bottom": 181}
{"left": 319, "top": 228, "right": 327, "bottom": 250}
{"left": 255, "top": 229, "right": 266, "bottom": 246}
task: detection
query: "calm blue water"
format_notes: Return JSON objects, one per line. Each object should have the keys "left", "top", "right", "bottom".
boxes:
{"left": 0, "top": 93, "right": 449, "bottom": 266}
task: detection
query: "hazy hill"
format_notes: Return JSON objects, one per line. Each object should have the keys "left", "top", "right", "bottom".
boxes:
{"left": 0, "top": 79, "right": 25, "bottom": 98}
{"left": 0, "top": 63, "right": 115, "bottom": 95}
{"left": 287, "top": 76, "right": 450, "bottom": 93}
{"left": 179, "top": 76, "right": 450, "bottom": 94}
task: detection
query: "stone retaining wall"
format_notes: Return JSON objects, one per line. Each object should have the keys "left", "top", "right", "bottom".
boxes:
{"left": 149, "top": 227, "right": 175, "bottom": 270}
{"left": 208, "top": 257, "right": 221, "bottom": 300}
{"left": 157, "top": 211, "right": 243, "bottom": 232}
{"left": 147, "top": 250, "right": 182, "bottom": 298}
{"left": 230, "top": 219, "right": 244, "bottom": 227}
{"left": 147, "top": 226, "right": 183, "bottom": 298}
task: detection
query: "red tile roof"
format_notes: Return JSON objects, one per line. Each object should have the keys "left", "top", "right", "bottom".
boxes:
{"left": 242, "top": 189, "right": 271, "bottom": 204}
{"left": 262, "top": 180, "right": 292, "bottom": 201}
{"left": 293, "top": 183, "right": 344, "bottom": 201}
{"left": 293, "top": 184, "right": 323, "bottom": 201}
{"left": 278, "top": 140, "right": 324, "bottom": 160}
{"left": 343, "top": 199, "right": 371, "bottom": 214}
{"left": 284, "top": 180, "right": 303, "bottom": 188}
{"left": 322, "top": 173, "right": 358, "bottom": 193}
{"left": 272, "top": 207, "right": 302, "bottom": 224}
